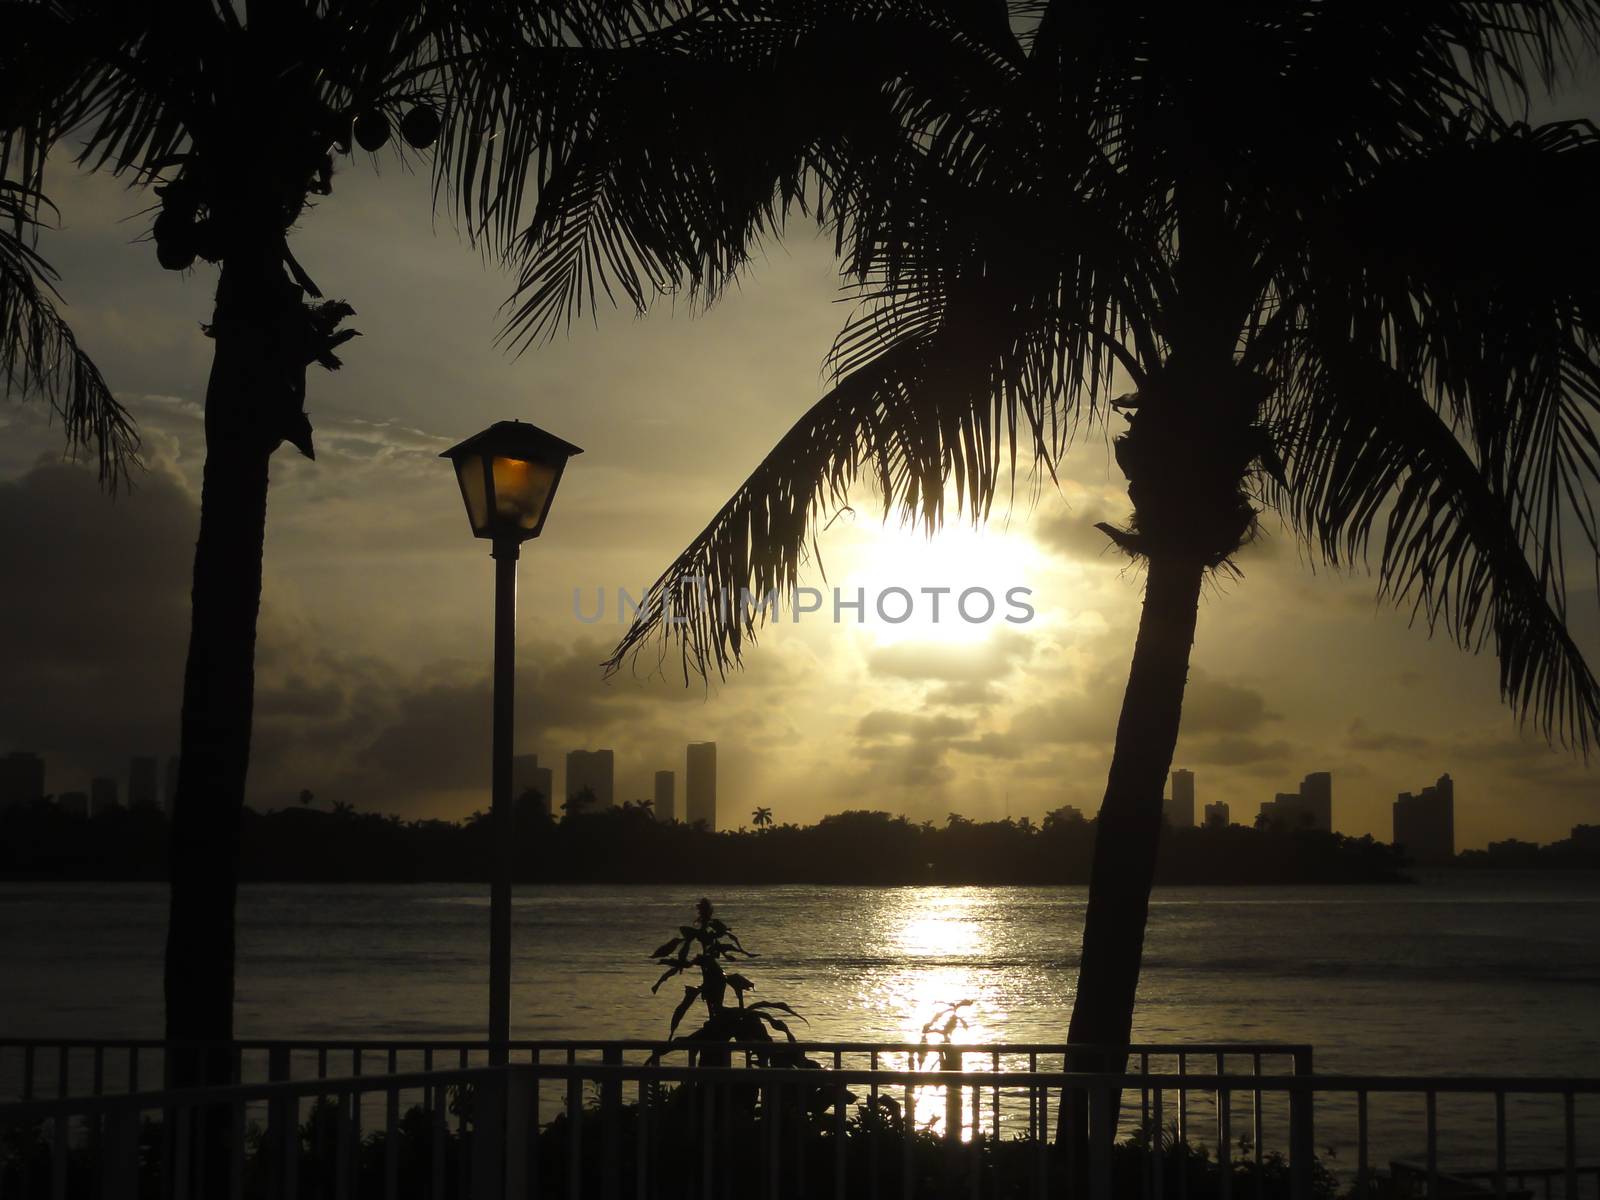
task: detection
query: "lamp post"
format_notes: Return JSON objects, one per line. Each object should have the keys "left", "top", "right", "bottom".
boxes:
{"left": 441, "top": 420, "right": 582, "bottom": 1067}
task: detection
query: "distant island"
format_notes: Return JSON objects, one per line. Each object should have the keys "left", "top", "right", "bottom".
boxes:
{"left": 0, "top": 797, "right": 1481, "bottom": 885}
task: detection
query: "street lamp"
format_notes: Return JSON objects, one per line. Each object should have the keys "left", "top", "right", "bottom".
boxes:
{"left": 441, "top": 420, "right": 582, "bottom": 1067}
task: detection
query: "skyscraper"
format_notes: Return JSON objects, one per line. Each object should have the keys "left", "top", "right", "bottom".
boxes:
{"left": 686, "top": 742, "right": 717, "bottom": 830}
{"left": 128, "top": 756, "right": 159, "bottom": 811}
{"left": 1259, "top": 792, "right": 1316, "bottom": 831}
{"left": 1164, "top": 768, "right": 1195, "bottom": 828}
{"left": 1393, "top": 773, "right": 1455, "bottom": 865}
{"left": 565, "top": 749, "right": 615, "bottom": 811}
{"left": 0, "top": 751, "right": 45, "bottom": 810}
{"left": 1299, "top": 771, "right": 1333, "bottom": 832}
{"left": 91, "top": 777, "right": 119, "bottom": 816}
{"left": 1260, "top": 771, "right": 1333, "bottom": 832}
{"left": 1203, "top": 800, "right": 1230, "bottom": 828}
{"left": 512, "top": 754, "right": 555, "bottom": 816}
{"left": 654, "top": 770, "right": 676, "bottom": 822}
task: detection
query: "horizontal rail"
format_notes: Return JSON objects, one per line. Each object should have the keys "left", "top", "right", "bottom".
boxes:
{"left": 4, "top": 1065, "right": 1596, "bottom": 1120}
{"left": 0, "top": 1036, "right": 1314, "bottom": 1053}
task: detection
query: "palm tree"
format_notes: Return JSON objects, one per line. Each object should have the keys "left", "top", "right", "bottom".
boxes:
{"left": 752, "top": 805, "right": 772, "bottom": 829}
{"left": 507, "top": 0, "right": 1600, "bottom": 1083}
{"left": 1, "top": 0, "right": 647, "bottom": 1084}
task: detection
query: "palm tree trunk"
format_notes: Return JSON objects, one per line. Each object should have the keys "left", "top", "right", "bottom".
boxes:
{"left": 164, "top": 252, "right": 281, "bottom": 1082}
{"left": 1059, "top": 552, "right": 1205, "bottom": 1136}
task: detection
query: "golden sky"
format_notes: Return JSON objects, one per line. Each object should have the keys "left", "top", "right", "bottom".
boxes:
{"left": 2, "top": 145, "right": 1597, "bottom": 850}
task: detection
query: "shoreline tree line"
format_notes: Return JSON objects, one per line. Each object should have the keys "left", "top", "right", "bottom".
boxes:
{"left": 4, "top": 793, "right": 1439, "bottom": 885}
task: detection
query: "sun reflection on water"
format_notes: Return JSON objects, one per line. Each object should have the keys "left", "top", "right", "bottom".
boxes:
{"left": 867, "top": 891, "right": 1013, "bottom": 1141}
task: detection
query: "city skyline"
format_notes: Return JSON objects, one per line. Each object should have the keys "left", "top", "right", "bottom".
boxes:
{"left": 0, "top": 744, "right": 1513, "bottom": 861}
{"left": 0, "top": 738, "right": 1560, "bottom": 850}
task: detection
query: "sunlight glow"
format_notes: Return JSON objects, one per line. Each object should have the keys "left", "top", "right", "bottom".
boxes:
{"left": 836, "top": 519, "right": 1043, "bottom": 647}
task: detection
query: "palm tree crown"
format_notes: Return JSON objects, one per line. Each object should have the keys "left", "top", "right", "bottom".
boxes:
{"left": 510, "top": 0, "right": 1600, "bottom": 748}
{"left": 507, "top": 0, "right": 1600, "bottom": 1092}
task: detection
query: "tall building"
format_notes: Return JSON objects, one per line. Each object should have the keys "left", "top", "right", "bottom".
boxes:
{"left": 0, "top": 751, "right": 45, "bottom": 810}
{"left": 686, "top": 742, "right": 717, "bottom": 831}
{"left": 1164, "top": 768, "right": 1195, "bottom": 828}
{"left": 654, "top": 770, "right": 676, "bottom": 822}
{"left": 1394, "top": 773, "right": 1455, "bottom": 865}
{"left": 1260, "top": 771, "right": 1333, "bottom": 832}
{"left": 91, "top": 777, "right": 119, "bottom": 816}
{"left": 1260, "top": 792, "right": 1315, "bottom": 831}
{"left": 565, "top": 749, "right": 615, "bottom": 811}
{"left": 1299, "top": 772, "right": 1333, "bottom": 832}
{"left": 1203, "top": 800, "right": 1230, "bottom": 828}
{"left": 512, "top": 754, "right": 555, "bottom": 816}
{"left": 128, "top": 756, "right": 159, "bottom": 811}
{"left": 163, "top": 756, "right": 179, "bottom": 816}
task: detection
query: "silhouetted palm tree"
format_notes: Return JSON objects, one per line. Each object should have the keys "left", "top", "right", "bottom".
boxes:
{"left": 509, "top": 0, "right": 1600, "bottom": 1077}
{"left": 752, "top": 805, "right": 772, "bottom": 828}
{"left": 1, "top": 0, "right": 649, "bottom": 1080}
{"left": 563, "top": 784, "right": 601, "bottom": 819}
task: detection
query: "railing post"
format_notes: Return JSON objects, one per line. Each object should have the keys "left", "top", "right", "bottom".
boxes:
{"left": 336, "top": 1090, "right": 353, "bottom": 1200}
{"left": 474, "top": 1074, "right": 508, "bottom": 1200}
{"left": 506, "top": 1066, "right": 535, "bottom": 1200}
{"left": 101, "top": 1102, "right": 141, "bottom": 1200}
{"left": 943, "top": 1048, "right": 962, "bottom": 1199}
{"left": 282, "top": 1094, "right": 301, "bottom": 1200}
{"left": 1289, "top": 1048, "right": 1313, "bottom": 1200}
{"left": 268, "top": 1046, "right": 292, "bottom": 1200}
{"left": 601, "top": 1048, "right": 622, "bottom": 1200}
{"left": 53, "top": 1109, "right": 70, "bottom": 1198}
{"left": 1088, "top": 1081, "right": 1113, "bottom": 1200}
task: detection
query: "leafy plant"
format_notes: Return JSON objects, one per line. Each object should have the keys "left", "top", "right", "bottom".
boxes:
{"left": 648, "top": 898, "right": 808, "bottom": 1065}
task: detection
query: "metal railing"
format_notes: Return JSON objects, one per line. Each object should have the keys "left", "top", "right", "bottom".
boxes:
{"left": 0, "top": 1038, "right": 1314, "bottom": 1103}
{"left": 0, "top": 1051, "right": 1595, "bottom": 1200}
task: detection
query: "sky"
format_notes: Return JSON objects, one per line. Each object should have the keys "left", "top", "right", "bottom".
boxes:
{"left": 3, "top": 108, "right": 1599, "bottom": 851}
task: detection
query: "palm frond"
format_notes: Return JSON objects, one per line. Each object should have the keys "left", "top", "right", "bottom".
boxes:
{"left": 0, "top": 183, "right": 139, "bottom": 489}
{"left": 603, "top": 267, "right": 1078, "bottom": 682}
{"left": 1269, "top": 341, "right": 1600, "bottom": 752}
{"left": 494, "top": 0, "right": 1033, "bottom": 351}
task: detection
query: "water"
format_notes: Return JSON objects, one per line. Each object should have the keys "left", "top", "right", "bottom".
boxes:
{"left": 3, "top": 874, "right": 1598, "bottom": 1170}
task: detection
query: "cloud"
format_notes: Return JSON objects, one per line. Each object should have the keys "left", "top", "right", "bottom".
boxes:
{"left": 1032, "top": 511, "right": 1124, "bottom": 562}
{"left": 923, "top": 680, "right": 1003, "bottom": 709}
{"left": 866, "top": 631, "right": 1034, "bottom": 684}
{"left": 1345, "top": 719, "right": 1431, "bottom": 754}
{"left": 855, "top": 710, "right": 973, "bottom": 741}
{"left": 1180, "top": 674, "right": 1276, "bottom": 735}
{"left": 0, "top": 461, "right": 193, "bottom": 773}
{"left": 955, "top": 730, "right": 1025, "bottom": 760}
{"left": 1181, "top": 736, "right": 1297, "bottom": 767}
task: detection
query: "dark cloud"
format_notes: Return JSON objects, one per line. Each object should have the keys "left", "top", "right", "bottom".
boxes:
{"left": 1181, "top": 736, "right": 1296, "bottom": 767}
{"left": 1345, "top": 719, "right": 1432, "bottom": 754}
{"left": 1006, "top": 674, "right": 1121, "bottom": 746}
{"left": 1032, "top": 511, "right": 1123, "bottom": 562}
{"left": 1180, "top": 674, "right": 1276, "bottom": 735}
{"left": 0, "top": 462, "right": 193, "bottom": 775}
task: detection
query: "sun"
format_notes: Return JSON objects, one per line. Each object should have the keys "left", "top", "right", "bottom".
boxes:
{"left": 833, "top": 517, "right": 1042, "bottom": 646}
